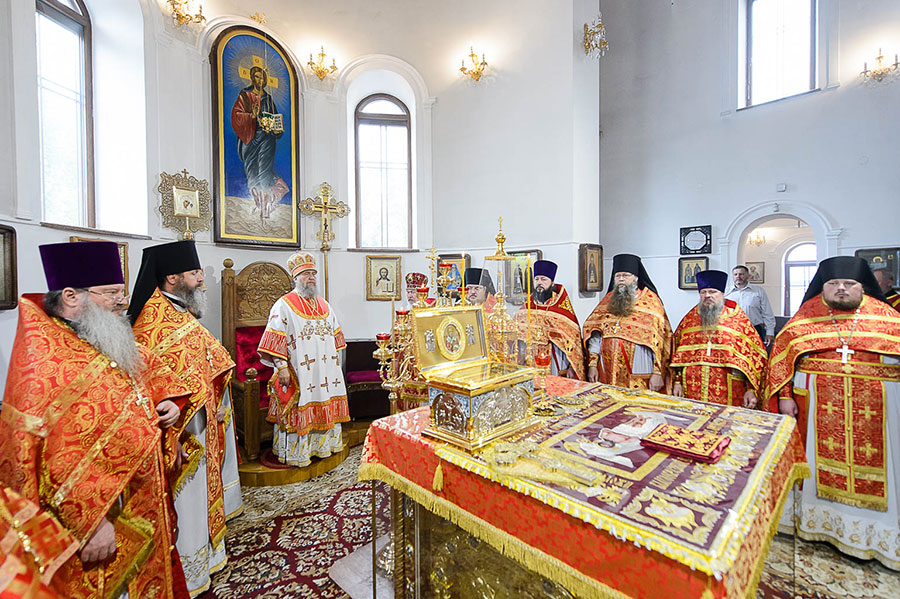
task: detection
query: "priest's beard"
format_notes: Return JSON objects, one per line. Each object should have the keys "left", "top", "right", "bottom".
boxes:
{"left": 71, "top": 299, "right": 144, "bottom": 377}
{"left": 825, "top": 295, "right": 862, "bottom": 311}
{"left": 533, "top": 285, "right": 554, "bottom": 304}
{"left": 173, "top": 280, "right": 208, "bottom": 318}
{"left": 608, "top": 281, "right": 638, "bottom": 316}
{"left": 296, "top": 280, "right": 317, "bottom": 299}
{"left": 698, "top": 299, "right": 725, "bottom": 328}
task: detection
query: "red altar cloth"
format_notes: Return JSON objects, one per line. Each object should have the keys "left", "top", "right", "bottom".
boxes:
{"left": 358, "top": 378, "right": 809, "bottom": 599}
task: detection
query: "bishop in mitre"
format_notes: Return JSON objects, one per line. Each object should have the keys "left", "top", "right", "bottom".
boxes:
{"left": 257, "top": 252, "right": 349, "bottom": 466}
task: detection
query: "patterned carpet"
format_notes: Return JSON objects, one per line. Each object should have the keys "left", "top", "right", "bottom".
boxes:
{"left": 200, "top": 447, "right": 900, "bottom": 599}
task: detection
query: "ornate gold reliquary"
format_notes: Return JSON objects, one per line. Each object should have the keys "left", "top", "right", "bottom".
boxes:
{"left": 410, "top": 305, "right": 539, "bottom": 450}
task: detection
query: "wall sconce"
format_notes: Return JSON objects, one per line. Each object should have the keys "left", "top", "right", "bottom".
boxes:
{"left": 460, "top": 47, "right": 488, "bottom": 82}
{"left": 747, "top": 229, "right": 766, "bottom": 247}
{"left": 861, "top": 48, "right": 898, "bottom": 84}
{"left": 167, "top": 0, "right": 205, "bottom": 27}
{"left": 584, "top": 14, "right": 609, "bottom": 57}
{"left": 308, "top": 46, "right": 338, "bottom": 80}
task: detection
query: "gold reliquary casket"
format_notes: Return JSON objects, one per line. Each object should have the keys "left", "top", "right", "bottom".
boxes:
{"left": 410, "top": 305, "right": 540, "bottom": 450}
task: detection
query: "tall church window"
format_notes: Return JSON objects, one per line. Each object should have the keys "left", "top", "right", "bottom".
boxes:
{"left": 355, "top": 94, "right": 411, "bottom": 248}
{"left": 745, "top": 0, "right": 817, "bottom": 107}
{"left": 36, "top": 0, "right": 94, "bottom": 227}
{"left": 784, "top": 242, "right": 817, "bottom": 315}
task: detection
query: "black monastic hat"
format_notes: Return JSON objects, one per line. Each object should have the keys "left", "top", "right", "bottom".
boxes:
{"left": 607, "top": 253, "right": 658, "bottom": 295}
{"left": 127, "top": 240, "right": 202, "bottom": 323}
{"left": 801, "top": 256, "right": 886, "bottom": 305}
{"left": 695, "top": 270, "right": 728, "bottom": 292}
{"left": 464, "top": 268, "right": 495, "bottom": 294}
{"left": 40, "top": 241, "right": 124, "bottom": 291}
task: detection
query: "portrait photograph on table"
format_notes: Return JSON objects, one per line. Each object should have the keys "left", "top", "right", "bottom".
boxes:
{"left": 366, "top": 255, "right": 402, "bottom": 300}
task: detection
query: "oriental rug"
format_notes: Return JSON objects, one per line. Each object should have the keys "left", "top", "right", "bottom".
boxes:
{"left": 199, "top": 447, "right": 899, "bottom": 599}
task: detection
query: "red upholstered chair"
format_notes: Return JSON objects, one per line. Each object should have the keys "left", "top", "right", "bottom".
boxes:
{"left": 344, "top": 340, "right": 390, "bottom": 419}
{"left": 221, "top": 258, "right": 293, "bottom": 461}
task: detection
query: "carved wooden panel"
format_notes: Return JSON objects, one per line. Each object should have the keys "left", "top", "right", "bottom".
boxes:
{"left": 234, "top": 261, "right": 292, "bottom": 323}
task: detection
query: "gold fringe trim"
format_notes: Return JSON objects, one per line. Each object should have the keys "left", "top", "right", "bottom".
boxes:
{"left": 432, "top": 462, "right": 443, "bottom": 492}
{"left": 359, "top": 463, "right": 637, "bottom": 599}
{"left": 741, "top": 462, "right": 812, "bottom": 599}
{"left": 173, "top": 435, "right": 204, "bottom": 497}
{"left": 108, "top": 516, "right": 155, "bottom": 599}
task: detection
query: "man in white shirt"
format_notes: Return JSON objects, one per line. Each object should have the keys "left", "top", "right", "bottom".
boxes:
{"left": 725, "top": 264, "right": 775, "bottom": 346}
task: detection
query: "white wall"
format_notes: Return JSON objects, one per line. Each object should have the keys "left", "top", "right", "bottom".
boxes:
{"left": 0, "top": 0, "right": 601, "bottom": 393}
{"left": 599, "top": 0, "right": 900, "bottom": 326}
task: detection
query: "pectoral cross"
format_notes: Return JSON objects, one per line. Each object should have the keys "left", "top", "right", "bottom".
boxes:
{"left": 836, "top": 344, "right": 855, "bottom": 364}
{"left": 612, "top": 320, "right": 621, "bottom": 335}
{"left": 299, "top": 182, "right": 349, "bottom": 301}
{"left": 133, "top": 387, "right": 154, "bottom": 419}
{"left": 706, "top": 339, "right": 712, "bottom": 357}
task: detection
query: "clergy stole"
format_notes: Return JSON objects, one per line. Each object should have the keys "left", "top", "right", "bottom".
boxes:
{"left": 798, "top": 350, "right": 900, "bottom": 511}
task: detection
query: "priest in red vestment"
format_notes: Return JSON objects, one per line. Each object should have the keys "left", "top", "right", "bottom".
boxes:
{"left": 0, "top": 241, "right": 192, "bottom": 599}
{"left": 764, "top": 256, "right": 900, "bottom": 569}
{"left": 583, "top": 254, "right": 672, "bottom": 391}
{"left": 128, "top": 240, "right": 241, "bottom": 597}
{"left": 670, "top": 270, "right": 767, "bottom": 407}
{"left": 874, "top": 267, "right": 900, "bottom": 312}
{"left": 514, "top": 260, "right": 584, "bottom": 379}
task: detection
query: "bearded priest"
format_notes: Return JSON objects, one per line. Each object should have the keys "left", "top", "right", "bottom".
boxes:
{"left": 514, "top": 260, "right": 584, "bottom": 379}
{"left": 257, "top": 252, "right": 350, "bottom": 467}
{"left": 583, "top": 254, "right": 672, "bottom": 392}
{"left": 765, "top": 256, "right": 900, "bottom": 569}
{"left": 128, "top": 240, "right": 242, "bottom": 597}
{"left": 0, "top": 241, "right": 192, "bottom": 599}
{"left": 670, "top": 270, "right": 767, "bottom": 407}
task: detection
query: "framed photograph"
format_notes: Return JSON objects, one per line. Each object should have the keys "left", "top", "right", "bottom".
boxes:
{"left": 437, "top": 253, "right": 470, "bottom": 294}
{"left": 678, "top": 256, "right": 709, "bottom": 290}
{"left": 578, "top": 244, "right": 604, "bottom": 293}
{"left": 366, "top": 255, "right": 402, "bottom": 301}
{"left": 680, "top": 225, "right": 712, "bottom": 255}
{"left": 69, "top": 236, "right": 129, "bottom": 294}
{"left": 508, "top": 249, "right": 543, "bottom": 305}
{"left": 0, "top": 225, "right": 16, "bottom": 310}
{"left": 855, "top": 247, "right": 900, "bottom": 284}
{"left": 211, "top": 27, "right": 301, "bottom": 247}
{"left": 745, "top": 261, "right": 765, "bottom": 284}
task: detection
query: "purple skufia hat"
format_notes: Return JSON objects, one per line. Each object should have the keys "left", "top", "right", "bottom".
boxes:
{"left": 39, "top": 241, "right": 124, "bottom": 291}
{"left": 533, "top": 260, "right": 558, "bottom": 280}
{"left": 696, "top": 270, "right": 728, "bottom": 292}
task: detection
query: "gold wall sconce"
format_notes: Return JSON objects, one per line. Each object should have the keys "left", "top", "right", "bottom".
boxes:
{"left": 460, "top": 47, "right": 488, "bottom": 82}
{"left": 747, "top": 229, "right": 766, "bottom": 247}
{"left": 861, "top": 48, "right": 898, "bottom": 84}
{"left": 583, "top": 14, "right": 608, "bottom": 57}
{"left": 167, "top": 0, "right": 205, "bottom": 27}
{"left": 308, "top": 46, "right": 338, "bottom": 80}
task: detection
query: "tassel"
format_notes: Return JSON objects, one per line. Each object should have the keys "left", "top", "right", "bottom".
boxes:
{"left": 432, "top": 461, "right": 444, "bottom": 491}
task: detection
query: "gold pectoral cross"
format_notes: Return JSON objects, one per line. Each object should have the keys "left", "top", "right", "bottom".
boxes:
{"left": 133, "top": 387, "right": 154, "bottom": 419}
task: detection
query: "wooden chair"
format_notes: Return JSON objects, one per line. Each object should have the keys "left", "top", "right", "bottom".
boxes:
{"left": 221, "top": 258, "right": 293, "bottom": 461}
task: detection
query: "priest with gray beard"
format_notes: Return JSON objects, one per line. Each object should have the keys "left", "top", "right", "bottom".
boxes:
{"left": 669, "top": 270, "right": 767, "bottom": 407}
{"left": 583, "top": 254, "right": 672, "bottom": 391}
{"left": 0, "top": 241, "right": 192, "bottom": 598}
{"left": 128, "top": 240, "right": 242, "bottom": 596}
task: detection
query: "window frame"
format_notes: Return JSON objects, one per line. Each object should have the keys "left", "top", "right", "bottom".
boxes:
{"left": 35, "top": 0, "right": 95, "bottom": 228}
{"left": 783, "top": 242, "right": 817, "bottom": 316}
{"left": 354, "top": 93, "right": 412, "bottom": 249}
{"left": 744, "top": 0, "right": 818, "bottom": 109}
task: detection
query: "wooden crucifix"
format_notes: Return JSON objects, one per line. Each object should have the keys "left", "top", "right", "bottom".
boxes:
{"left": 299, "top": 182, "right": 349, "bottom": 300}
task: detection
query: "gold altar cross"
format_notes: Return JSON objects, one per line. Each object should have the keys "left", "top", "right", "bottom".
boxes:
{"left": 299, "top": 182, "right": 349, "bottom": 300}
{"left": 425, "top": 246, "right": 440, "bottom": 289}
{"left": 836, "top": 344, "right": 855, "bottom": 364}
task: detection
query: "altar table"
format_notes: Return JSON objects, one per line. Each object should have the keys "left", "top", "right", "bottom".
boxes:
{"left": 358, "top": 378, "right": 809, "bottom": 599}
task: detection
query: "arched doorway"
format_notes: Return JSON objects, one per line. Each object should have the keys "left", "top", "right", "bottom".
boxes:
{"left": 737, "top": 217, "right": 816, "bottom": 315}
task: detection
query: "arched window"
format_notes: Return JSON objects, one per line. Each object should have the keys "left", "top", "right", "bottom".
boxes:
{"left": 36, "top": 0, "right": 94, "bottom": 227}
{"left": 355, "top": 94, "right": 411, "bottom": 248}
{"left": 784, "top": 242, "right": 817, "bottom": 315}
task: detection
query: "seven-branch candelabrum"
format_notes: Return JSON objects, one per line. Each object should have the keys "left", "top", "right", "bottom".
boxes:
{"left": 374, "top": 310, "right": 417, "bottom": 414}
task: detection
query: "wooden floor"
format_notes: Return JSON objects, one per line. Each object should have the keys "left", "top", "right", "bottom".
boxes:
{"left": 237, "top": 420, "right": 373, "bottom": 487}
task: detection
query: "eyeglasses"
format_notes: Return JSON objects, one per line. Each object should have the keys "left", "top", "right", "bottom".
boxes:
{"left": 85, "top": 288, "right": 127, "bottom": 300}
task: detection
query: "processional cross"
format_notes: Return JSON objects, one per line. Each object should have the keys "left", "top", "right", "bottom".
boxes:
{"left": 299, "top": 182, "right": 349, "bottom": 301}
